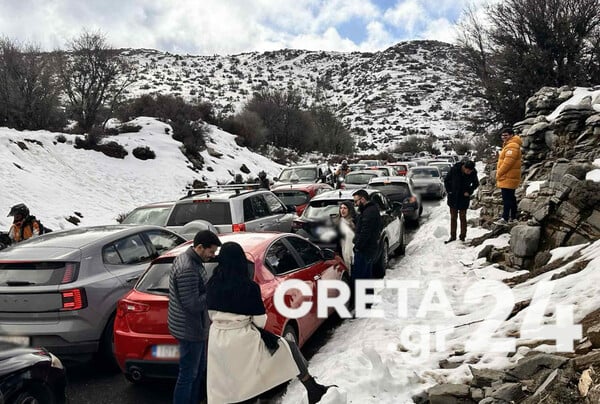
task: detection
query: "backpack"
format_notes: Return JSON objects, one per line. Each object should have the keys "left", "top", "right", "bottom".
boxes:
{"left": 38, "top": 220, "right": 52, "bottom": 235}
{"left": 20, "top": 216, "right": 52, "bottom": 239}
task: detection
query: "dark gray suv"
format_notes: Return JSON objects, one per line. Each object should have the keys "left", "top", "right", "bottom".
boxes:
{"left": 0, "top": 225, "right": 186, "bottom": 363}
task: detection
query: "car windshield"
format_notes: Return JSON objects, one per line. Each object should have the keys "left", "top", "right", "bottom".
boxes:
{"left": 411, "top": 168, "right": 440, "bottom": 178}
{"left": 345, "top": 173, "right": 377, "bottom": 184}
{"left": 122, "top": 205, "right": 172, "bottom": 226}
{"left": 272, "top": 190, "right": 310, "bottom": 206}
{"left": 303, "top": 200, "right": 351, "bottom": 220}
{"left": 278, "top": 168, "right": 317, "bottom": 182}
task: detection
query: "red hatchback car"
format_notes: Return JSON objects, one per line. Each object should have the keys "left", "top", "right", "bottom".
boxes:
{"left": 271, "top": 183, "right": 333, "bottom": 216}
{"left": 113, "top": 232, "right": 348, "bottom": 383}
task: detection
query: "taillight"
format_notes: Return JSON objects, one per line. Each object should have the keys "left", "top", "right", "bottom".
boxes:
{"left": 116, "top": 299, "right": 150, "bottom": 318}
{"left": 232, "top": 223, "right": 246, "bottom": 232}
{"left": 61, "top": 288, "right": 87, "bottom": 311}
{"left": 61, "top": 263, "right": 79, "bottom": 284}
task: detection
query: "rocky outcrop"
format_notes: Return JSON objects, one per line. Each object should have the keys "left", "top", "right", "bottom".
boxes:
{"left": 472, "top": 86, "right": 600, "bottom": 270}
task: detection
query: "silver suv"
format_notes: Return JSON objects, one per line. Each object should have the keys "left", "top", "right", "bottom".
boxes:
{"left": 0, "top": 225, "right": 186, "bottom": 363}
{"left": 166, "top": 186, "right": 296, "bottom": 233}
{"left": 121, "top": 200, "right": 217, "bottom": 239}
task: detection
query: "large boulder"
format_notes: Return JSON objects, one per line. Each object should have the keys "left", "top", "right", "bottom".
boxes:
{"left": 510, "top": 225, "right": 541, "bottom": 257}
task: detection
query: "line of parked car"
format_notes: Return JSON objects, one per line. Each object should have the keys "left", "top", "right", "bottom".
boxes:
{"left": 0, "top": 158, "right": 452, "bottom": 395}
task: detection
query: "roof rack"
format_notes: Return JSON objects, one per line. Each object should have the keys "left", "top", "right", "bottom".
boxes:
{"left": 184, "top": 183, "right": 261, "bottom": 198}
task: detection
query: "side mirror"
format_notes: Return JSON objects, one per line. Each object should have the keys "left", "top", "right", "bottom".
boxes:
{"left": 321, "top": 248, "right": 336, "bottom": 260}
{"left": 286, "top": 205, "right": 297, "bottom": 213}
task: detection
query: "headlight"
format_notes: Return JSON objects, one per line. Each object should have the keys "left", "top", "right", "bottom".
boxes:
{"left": 49, "top": 352, "right": 64, "bottom": 369}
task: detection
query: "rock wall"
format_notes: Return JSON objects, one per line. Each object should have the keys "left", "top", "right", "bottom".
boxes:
{"left": 472, "top": 86, "right": 600, "bottom": 270}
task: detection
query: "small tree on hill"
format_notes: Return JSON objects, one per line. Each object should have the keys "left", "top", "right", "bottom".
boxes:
{"left": 59, "top": 30, "right": 136, "bottom": 132}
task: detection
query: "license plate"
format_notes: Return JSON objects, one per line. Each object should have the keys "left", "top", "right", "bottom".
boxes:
{"left": 152, "top": 344, "right": 179, "bottom": 358}
{"left": 0, "top": 336, "right": 30, "bottom": 346}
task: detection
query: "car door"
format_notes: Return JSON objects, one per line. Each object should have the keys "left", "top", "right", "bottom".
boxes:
{"left": 102, "top": 233, "right": 154, "bottom": 289}
{"left": 284, "top": 236, "right": 343, "bottom": 334}
{"left": 263, "top": 239, "right": 314, "bottom": 344}
{"left": 263, "top": 192, "right": 294, "bottom": 232}
{"left": 242, "top": 195, "right": 272, "bottom": 232}
{"left": 371, "top": 192, "right": 401, "bottom": 251}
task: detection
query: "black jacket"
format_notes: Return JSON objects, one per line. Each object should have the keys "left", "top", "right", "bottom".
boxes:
{"left": 353, "top": 201, "right": 382, "bottom": 257}
{"left": 444, "top": 162, "right": 479, "bottom": 210}
{"left": 168, "top": 247, "right": 209, "bottom": 341}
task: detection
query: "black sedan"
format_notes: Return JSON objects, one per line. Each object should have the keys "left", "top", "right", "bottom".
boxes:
{"left": 0, "top": 341, "right": 66, "bottom": 403}
{"left": 367, "top": 176, "right": 423, "bottom": 223}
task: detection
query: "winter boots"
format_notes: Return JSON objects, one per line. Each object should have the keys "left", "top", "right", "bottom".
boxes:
{"left": 301, "top": 376, "right": 334, "bottom": 404}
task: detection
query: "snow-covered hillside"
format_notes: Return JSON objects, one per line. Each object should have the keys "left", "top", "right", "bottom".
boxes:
{"left": 121, "top": 40, "right": 487, "bottom": 151}
{"left": 0, "top": 117, "right": 283, "bottom": 231}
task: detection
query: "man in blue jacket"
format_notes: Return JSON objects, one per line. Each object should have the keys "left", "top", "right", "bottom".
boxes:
{"left": 168, "top": 230, "right": 221, "bottom": 404}
{"left": 444, "top": 160, "right": 479, "bottom": 243}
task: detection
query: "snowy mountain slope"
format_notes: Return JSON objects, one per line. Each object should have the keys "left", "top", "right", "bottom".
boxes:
{"left": 0, "top": 117, "right": 283, "bottom": 232}
{"left": 121, "top": 40, "right": 487, "bottom": 151}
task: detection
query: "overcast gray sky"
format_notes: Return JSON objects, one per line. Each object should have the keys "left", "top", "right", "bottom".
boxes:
{"left": 0, "top": 0, "right": 491, "bottom": 55}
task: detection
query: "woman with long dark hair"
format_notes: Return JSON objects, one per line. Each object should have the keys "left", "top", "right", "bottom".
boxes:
{"left": 206, "top": 242, "right": 334, "bottom": 404}
{"left": 337, "top": 200, "right": 356, "bottom": 272}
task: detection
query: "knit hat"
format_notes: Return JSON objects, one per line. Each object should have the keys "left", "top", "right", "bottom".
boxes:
{"left": 463, "top": 160, "right": 475, "bottom": 170}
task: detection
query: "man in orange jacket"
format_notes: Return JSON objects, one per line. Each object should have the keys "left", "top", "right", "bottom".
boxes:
{"left": 495, "top": 128, "right": 522, "bottom": 225}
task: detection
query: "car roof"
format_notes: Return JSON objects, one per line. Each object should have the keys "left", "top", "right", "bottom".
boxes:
{"left": 271, "top": 183, "right": 331, "bottom": 192}
{"left": 179, "top": 188, "right": 267, "bottom": 201}
{"left": 347, "top": 169, "right": 385, "bottom": 175}
{"left": 133, "top": 201, "right": 175, "bottom": 208}
{"left": 0, "top": 225, "right": 169, "bottom": 259}
{"left": 311, "top": 188, "right": 378, "bottom": 201}
{"left": 368, "top": 176, "right": 410, "bottom": 184}
{"left": 155, "top": 232, "right": 287, "bottom": 261}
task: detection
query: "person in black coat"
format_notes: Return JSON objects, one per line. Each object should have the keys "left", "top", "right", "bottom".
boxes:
{"left": 443, "top": 160, "right": 479, "bottom": 243}
{"left": 352, "top": 190, "right": 382, "bottom": 280}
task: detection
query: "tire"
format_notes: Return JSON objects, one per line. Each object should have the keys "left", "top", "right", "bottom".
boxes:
{"left": 98, "top": 313, "right": 119, "bottom": 371}
{"left": 342, "top": 272, "right": 354, "bottom": 313}
{"left": 395, "top": 230, "right": 406, "bottom": 256}
{"left": 283, "top": 323, "right": 298, "bottom": 345}
{"left": 12, "top": 383, "right": 54, "bottom": 404}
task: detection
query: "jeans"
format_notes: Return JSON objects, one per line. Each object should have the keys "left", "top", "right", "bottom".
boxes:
{"left": 501, "top": 188, "right": 518, "bottom": 220}
{"left": 173, "top": 339, "right": 207, "bottom": 404}
{"left": 352, "top": 251, "right": 374, "bottom": 281}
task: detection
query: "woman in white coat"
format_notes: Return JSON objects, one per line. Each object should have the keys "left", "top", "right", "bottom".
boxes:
{"left": 337, "top": 200, "right": 356, "bottom": 273}
{"left": 206, "top": 242, "right": 334, "bottom": 404}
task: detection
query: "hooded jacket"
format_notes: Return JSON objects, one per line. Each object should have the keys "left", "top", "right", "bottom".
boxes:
{"left": 496, "top": 135, "right": 523, "bottom": 189}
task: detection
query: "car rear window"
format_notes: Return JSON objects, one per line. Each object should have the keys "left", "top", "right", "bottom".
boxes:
{"left": 345, "top": 173, "right": 377, "bottom": 184}
{"left": 122, "top": 206, "right": 172, "bottom": 226}
{"left": 0, "top": 262, "right": 79, "bottom": 286}
{"left": 167, "top": 201, "right": 232, "bottom": 226}
{"left": 302, "top": 200, "right": 354, "bottom": 220}
{"left": 369, "top": 184, "right": 410, "bottom": 200}
{"left": 136, "top": 258, "right": 253, "bottom": 295}
{"left": 272, "top": 190, "right": 310, "bottom": 206}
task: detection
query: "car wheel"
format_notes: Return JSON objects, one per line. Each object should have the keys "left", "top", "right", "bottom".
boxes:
{"left": 13, "top": 383, "right": 54, "bottom": 404}
{"left": 98, "top": 313, "right": 119, "bottom": 371}
{"left": 395, "top": 230, "right": 406, "bottom": 256}
{"left": 342, "top": 272, "right": 354, "bottom": 313}
{"left": 283, "top": 323, "right": 298, "bottom": 345}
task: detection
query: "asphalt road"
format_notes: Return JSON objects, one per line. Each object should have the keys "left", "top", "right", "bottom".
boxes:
{"left": 65, "top": 199, "right": 441, "bottom": 404}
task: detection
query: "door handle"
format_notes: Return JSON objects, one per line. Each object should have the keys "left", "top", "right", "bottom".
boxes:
{"left": 313, "top": 274, "right": 321, "bottom": 281}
